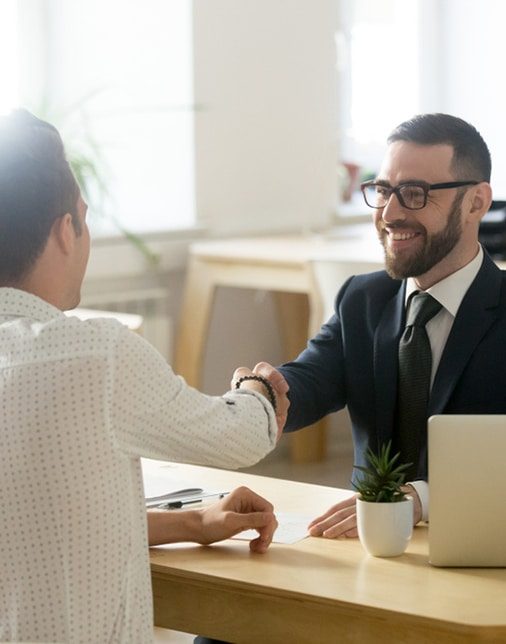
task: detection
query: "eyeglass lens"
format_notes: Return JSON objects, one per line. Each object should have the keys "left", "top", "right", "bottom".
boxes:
{"left": 363, "top": 184, "right": 426, "bottom": 210}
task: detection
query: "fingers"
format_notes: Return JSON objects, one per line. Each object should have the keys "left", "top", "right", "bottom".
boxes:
{"left": 253, "top": 362, "right": 290, "bottom": 439}
{"left": 243, "top": 511, "right": 279, "bottom": 553}
{"left": 308, "top": 495, "right": 358, "bottom": 539}
{"left": 223, "top": 486, "right": 274, "bottom": 514}
{"left": 231, "top": 366, "right": 254, "bottom": 389}
{"left": 222, "top": 487, "right": 278, "bottom": 553}
{"left": 307, "top": 495, "right": 357, "bottom": 526}
{"left": 253, "top": 362, "right": 290, "bottom": 394}
{"left": 232, "top": 363, "right": 290, "bottom": 439}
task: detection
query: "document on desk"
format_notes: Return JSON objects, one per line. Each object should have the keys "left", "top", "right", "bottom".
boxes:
{"left": 143, "top": 471, "right": 222, "bottom": 505}
{"left": 143, "top": 473, "right": 198, "bottom": 504}
{"left": 231, "top": 512, "right": 312, "bottom": 545}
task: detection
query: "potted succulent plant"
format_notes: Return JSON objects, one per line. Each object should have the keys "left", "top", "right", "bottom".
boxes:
{"left": 353, "top": 442, "right": 414, "bottom": 557}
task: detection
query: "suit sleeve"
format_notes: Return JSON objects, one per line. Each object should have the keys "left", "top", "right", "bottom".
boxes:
{"left": 278, "top": 276, "right": 353, "bottom": 431}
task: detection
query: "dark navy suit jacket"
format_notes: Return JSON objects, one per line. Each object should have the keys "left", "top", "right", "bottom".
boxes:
{"left": 279, "top": 252, "right": 506, "bottom": 479}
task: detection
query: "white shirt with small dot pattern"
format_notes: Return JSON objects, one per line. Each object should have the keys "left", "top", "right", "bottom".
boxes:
{"left": 0, "top": 288, "right": 277, "bottom": 644}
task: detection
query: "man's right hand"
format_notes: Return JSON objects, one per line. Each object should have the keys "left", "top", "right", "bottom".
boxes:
{"left": 232, "top": 362, "right": 290, "bottom": 439}
{"left": 253, "top": 362, "right": 290, "bottom": 435}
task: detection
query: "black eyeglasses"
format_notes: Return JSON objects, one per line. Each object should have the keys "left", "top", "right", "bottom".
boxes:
{"left": 360, "top": 180, "right": 479, "bottom": 211}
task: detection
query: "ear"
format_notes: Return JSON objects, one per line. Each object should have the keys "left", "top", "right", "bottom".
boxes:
{"left": 466, "top": 182, "right": 493, "bottom": 224}
{"left": 51, "top": 213, "right": 76, "bottom": 255}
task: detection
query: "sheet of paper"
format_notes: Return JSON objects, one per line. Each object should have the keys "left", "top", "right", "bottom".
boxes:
{"left": 231, "top": 512, "right": 312, "bottom": 545}
{"left": 142, "top": 473, "right": 201, "bottom": 503}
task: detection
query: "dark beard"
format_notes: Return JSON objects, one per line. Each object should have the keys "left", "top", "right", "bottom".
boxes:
{"left": 379, "top": 192, "right": 464, "bottom": 280}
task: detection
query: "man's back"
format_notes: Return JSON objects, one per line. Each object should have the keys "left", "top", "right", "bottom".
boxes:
{"left": 0, "top": 288, "right": 155, "bottom": 643}
{"left": 0, "top": 286, "right": 279, "bottom": 642}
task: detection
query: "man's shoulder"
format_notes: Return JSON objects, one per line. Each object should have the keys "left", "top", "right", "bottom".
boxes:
{"left": 347, "top": 269, "right": 397, "bottom": 288}
{"left": 34, "top": 313, "right": 130, "bottom": 358}
{"left": 59, "top": 313, "right": 130, "bottom": 346}
{"left": 339, "top": 269, "right": 403, "bottom": 306}
{"left": 468, "top": 251, "right": 506, "bottom": 308}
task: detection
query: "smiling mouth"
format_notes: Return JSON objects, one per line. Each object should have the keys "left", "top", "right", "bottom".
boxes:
{"left": 388, "top": 230, "right": 420, "bottom": 241}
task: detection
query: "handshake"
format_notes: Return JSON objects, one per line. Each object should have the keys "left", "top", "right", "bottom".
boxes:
{"left": 232, "top": 362, "right": 290, "bottom": 439}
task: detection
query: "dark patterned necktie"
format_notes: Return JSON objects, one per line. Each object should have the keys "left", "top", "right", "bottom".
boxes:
{"left": 396, "top": 292, "right": 442, "bottom": 480}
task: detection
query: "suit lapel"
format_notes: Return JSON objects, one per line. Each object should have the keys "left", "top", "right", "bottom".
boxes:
{"left": 429, "top": 254, "right": 503, "bottom": 414}
{"left": 373, "top": 281, "right": 406, "bottom": 448}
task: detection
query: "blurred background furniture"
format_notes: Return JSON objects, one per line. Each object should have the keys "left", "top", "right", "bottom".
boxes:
{"left": 479, "top": 200, "right": 506, "bottom": 260}
{"left": 310, "top": 257, "right": 384, "bottom": 322}
{"left": 175, "top": 227, "right": 383, "bottom": 463}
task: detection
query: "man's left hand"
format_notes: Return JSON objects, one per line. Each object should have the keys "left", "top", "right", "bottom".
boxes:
{"left": 307, "top": 494, "right": 359, "bottom": 538}
{"left": 198, "top": 486, "right": 278, "bottom": 553}
{"left": 307, "top": 486, "right": 422, "bottom": 539}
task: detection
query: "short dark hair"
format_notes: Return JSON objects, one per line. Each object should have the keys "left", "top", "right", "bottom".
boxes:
{"left": 0, "top": 109, "right": 80, "bottom": 284}
{"left": 388, "top": 113, "right": 491, "bottom": 183}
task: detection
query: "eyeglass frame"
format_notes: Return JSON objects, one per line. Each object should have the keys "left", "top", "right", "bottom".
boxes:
{"left": 360, "top": 179, "right": 480, "bottom": 211}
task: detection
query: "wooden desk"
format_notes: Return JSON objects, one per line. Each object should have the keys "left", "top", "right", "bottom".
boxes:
{"left": 174, "top": 228, "right": 384, "bottom": 462}
{"left": 149, "top": 463, "right": 506, "bottom": 643}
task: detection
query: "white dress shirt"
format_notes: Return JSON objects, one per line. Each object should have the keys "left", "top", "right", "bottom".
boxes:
{"left": 0, "top": 288, "right": 277, "bottom": 644}
{"left": 404, "top": 246, "right": 484, "bottom": 521}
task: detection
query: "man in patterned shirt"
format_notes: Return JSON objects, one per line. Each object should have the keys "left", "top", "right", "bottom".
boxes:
{"left": 0, "top": 109, "right": 287, "bottom": 643}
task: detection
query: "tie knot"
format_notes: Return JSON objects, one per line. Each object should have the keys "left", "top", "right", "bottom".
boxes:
{"left": 406, "top": 292, "right": 442, "bottom": 328}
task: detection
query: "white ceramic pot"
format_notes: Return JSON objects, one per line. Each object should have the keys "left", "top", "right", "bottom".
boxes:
{"left": 356, "top": 496, "right": 413, "bottom": 557}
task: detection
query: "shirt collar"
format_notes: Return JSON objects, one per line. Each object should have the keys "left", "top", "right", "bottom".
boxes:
{"left": 0, "top": 287, "right": 65, "bottom": 322}
{"left": 405, "top": 245, "right": 484, "bottom": 317}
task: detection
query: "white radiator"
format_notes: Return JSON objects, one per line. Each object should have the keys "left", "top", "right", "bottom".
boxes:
{"left": 79, "top": 287, "right": 172, "bottom": 361}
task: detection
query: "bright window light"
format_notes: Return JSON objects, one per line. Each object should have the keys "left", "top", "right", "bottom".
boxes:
{"left": 46, "top": 0, "right": 195, "bottom": 235}
{"left": 0, "top": 0, "right": 19, "bottom": 115}
{"left": 339, "top": 0, "right": 420, "bottom": 176}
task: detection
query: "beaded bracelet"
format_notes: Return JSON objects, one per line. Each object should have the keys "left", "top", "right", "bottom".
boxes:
{"left": 235, "top": 375, "right": 277, "bottom": 413}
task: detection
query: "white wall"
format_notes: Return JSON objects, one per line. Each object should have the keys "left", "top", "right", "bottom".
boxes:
{"left": 432, "top": 0, "right": 506, "bottom": 198}
{"left": 193, "top": 0, "right": 340, "bottom": 235}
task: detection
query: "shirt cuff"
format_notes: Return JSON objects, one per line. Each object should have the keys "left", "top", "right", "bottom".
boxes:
{"left": 407, "top": 480, "right": 429, "bottom": 522}
{"left": 225, "top": 388, "right": 277, "bottom": 447}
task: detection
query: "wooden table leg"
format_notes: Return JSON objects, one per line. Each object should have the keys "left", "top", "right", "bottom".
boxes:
{"left": 275, "top": 291, "right": 326, "bottom": 463}
{"left": 174, "top": 256, "right": 217, "bottom": 386}
{"left": 175, "top": 258, "right": 326, "bottom": 463}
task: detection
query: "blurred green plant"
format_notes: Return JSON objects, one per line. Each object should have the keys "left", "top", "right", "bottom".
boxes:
{"left": 33, "top": 92, "right": 160, "bottom": 268}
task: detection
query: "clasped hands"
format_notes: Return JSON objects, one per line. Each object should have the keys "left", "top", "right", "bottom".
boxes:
{"left": 232, "top": 361, "right": 290, "bottom": 439}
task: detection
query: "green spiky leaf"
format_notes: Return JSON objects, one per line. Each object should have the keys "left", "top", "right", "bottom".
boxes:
{"left": 352, "top": 441, "right": 412, "bottom": 503}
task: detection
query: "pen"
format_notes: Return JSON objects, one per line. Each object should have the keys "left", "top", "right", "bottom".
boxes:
{"left": 157, "top": 492, "right": 228, "bottom": 510}
{"left": 145, "top": 487, "right": 204, "bottom": 508}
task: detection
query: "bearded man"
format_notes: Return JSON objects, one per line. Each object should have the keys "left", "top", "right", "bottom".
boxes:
{"left": 253, "top": 113, "right": 506, "bottom": 537}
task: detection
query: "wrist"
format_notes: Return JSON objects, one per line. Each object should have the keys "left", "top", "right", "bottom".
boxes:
{"left": 404, "top": 480, "right": 429, "bottom": 523}
{"left": 402, "top": 484, "right": 423, "bottom": 525}
{"left": 147, "top": 508, "right": 204, "bottom": 545}
{"left": 235, "top": 375, "right": 277, "bottom": 412}
{"left": 179, "top": 509, "right": 205, "bottom": 543}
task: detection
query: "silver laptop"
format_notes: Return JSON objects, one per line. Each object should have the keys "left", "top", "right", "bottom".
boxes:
{"left": 428, "top": 414, "right": 506, "bottom": 567}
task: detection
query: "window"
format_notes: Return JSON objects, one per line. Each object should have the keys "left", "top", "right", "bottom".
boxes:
{"left": 337, "top": 0, "right": 422, "bottom": 211}
{"left": 338, "top": 0, "right": 506, "bottom": 213}
{"left": 19, "top": 0, "right": 195, "bottom": 236}
{"left": 0, "top": 0, "right": 19, "bottom": 115}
